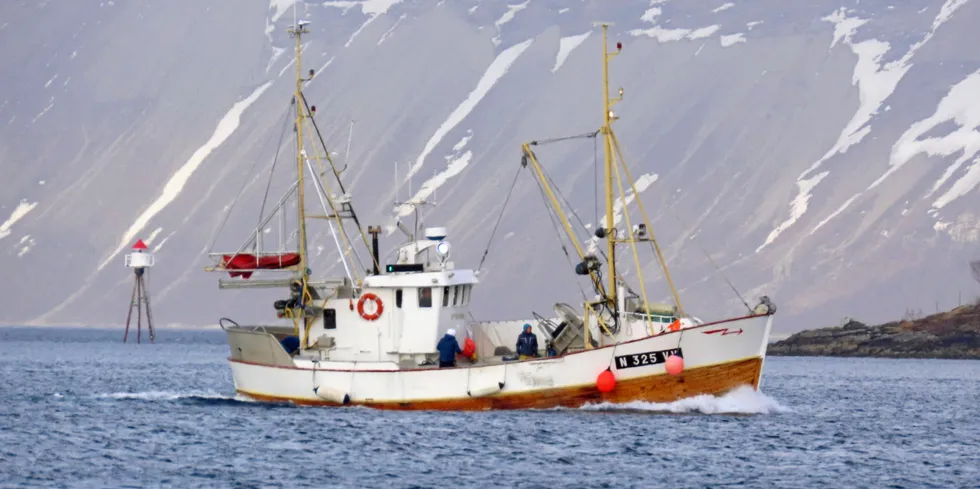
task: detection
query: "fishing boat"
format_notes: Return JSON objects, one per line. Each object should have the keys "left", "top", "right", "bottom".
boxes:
{"left": 205, "top": 19, "right": 777, "bottom": 410}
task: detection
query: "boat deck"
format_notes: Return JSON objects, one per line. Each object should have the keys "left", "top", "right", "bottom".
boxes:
{"left": 221, "top": 323, "right": 578, "bottom": 371}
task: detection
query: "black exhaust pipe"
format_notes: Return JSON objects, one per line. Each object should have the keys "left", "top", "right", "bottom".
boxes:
{"left": 367, "top": 226, "right": 381, "bottom": 275}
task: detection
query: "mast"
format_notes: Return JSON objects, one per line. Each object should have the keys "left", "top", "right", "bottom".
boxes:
{"left": 597, "top": 23, "right": 686, "bottom": 318}
{"left": 599, "top": 22, "right": 622, "bottom": 309}
{"left": 288, "top": 19, "right": 311, "bottom": 282}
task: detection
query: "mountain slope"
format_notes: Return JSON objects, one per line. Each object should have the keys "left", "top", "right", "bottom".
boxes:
{"left": 1, "top": 0, "right": 979, "bottom": 333}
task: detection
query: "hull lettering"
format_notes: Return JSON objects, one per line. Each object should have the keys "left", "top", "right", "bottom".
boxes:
{"left": 614, "top": 348, "right": 682, "bottom": 370}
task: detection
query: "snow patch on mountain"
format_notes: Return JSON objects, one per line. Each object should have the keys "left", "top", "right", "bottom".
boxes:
{"left": 395, "top": 150, "right": 473, "bottom": 220}
{"left": 96, "top": 82, "right": 273, "bottom": 271}
{"left": 277, "top": 41, "right": 310, "bottom": 77}
{"left": 759, "top": 172, "right": 828, "bottom": 251}
{"left": 378, "top": 13, "right": 407, "bottom": 45}
{"left": 153, "top": 230, "right": 177, "bottom": 253}
{"left": 933, "top": 212, "right": 980, "bottom": 243}
{"left": 361, "top": 0, "right": 403, "bottom": 15}
{"left": 345, "top": 16, "right": 377, "bottom": 47}
{"left": 407, "top": 38, "right": 533, "bottom": 180}
{"left": 452, "top": 130, "right": 473, "bottom": 153}
{"left": 761, "top": 0, "right": 971, "bottom": 249}
{"left": 269, "top": 0, "right": 295, "bottom": 22}
{"left": 552, "top": 31, "right": 591, "bottom": 73}
{"left": 0, "top": 201, "right": 38, "bottom": 241}
{"left": 720, "top": 33, "right": 746, "bottom": 47}
{"left": 16, "top": 235, "right": 36, "bottom": 258}
{"left": 322, "top": 1, "right": 358, "bottom": 14}
{"left": 323, "top": 0, "right": 402, "bottom": 16}
{"left": 872, "top": 70, "right": 980, "bottom": 204}
{"left": 267, "top": 46, "right": 286, "bottom": 73}
{"left": 641, "top": 7, "right": 662, "bottom": 23}
{"left": 631, "top": 24, "right": 721, "bottom": 43}
{"left": 631, "top": 0, "right": 720, "bottom": 43}
{"left": 31, "top": 97, "right": 55, "bottom": 124}
{"left": 493, "top": 1, "right": 531, "bottom": 47}
{"left": 145, "top": 227, "right": 164, "bottom": 245}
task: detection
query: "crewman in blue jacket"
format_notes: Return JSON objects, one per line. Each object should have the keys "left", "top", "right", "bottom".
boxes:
{"left": 516, "top": 323, "right": 539, "bottom": 360}
{"left": 437, "top": 328, "right": 462, "bottom": 368}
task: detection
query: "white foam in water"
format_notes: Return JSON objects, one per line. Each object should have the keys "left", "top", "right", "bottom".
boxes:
{"left": 97, "top": 390, "right": 243, "bottom": 402}
{"left": 577, "top": 386, "right": 790, "bottom": 414}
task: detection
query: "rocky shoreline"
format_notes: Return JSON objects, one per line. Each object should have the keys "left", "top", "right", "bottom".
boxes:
{"left": 769, "top": 304, "right": 980, "bottom": 360}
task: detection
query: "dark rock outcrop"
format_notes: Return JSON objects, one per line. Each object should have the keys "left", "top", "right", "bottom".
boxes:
{"left": 769, "top": 304, "right": 980, "bottom": 359}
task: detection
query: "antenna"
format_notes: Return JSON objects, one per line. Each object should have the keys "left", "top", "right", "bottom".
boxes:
{"left": 342, "top": 119, "right": 354, "bottom": 174}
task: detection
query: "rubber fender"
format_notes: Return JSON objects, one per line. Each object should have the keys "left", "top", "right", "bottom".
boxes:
{"left": 467, "top": 381, "right": 505, "bottom": 398}
{"left": 313, "top": 385, "right": 350, "bottom": 404}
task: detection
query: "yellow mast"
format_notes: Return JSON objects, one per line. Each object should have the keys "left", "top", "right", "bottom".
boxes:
{"left": 599, "top": 22, "right": 621, "bottom": 309}
{"left": 596, "top": 23, "right": 685, "bottom": 318}
{"left": 518, "top": 23, "right": 688, "bottom": 344}
{"left": 288, "top": 20, "right": 311, "bottom": 281}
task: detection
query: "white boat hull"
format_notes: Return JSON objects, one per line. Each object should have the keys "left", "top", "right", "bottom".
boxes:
{"left": 226, "top": 313, "right": 773, "bottom": 410}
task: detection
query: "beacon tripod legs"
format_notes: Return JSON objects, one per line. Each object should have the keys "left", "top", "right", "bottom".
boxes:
{"left": 123, "top": 269, "right": 155, "bottom": 343}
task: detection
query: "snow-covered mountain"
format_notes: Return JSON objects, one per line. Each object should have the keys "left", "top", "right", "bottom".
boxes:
{"left": 2, "top": 0, "right": 979, "bottom": 334}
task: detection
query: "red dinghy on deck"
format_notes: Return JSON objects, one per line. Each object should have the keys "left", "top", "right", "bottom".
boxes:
{"left": 221, "top": 253, "right": 301, "bottom": 279}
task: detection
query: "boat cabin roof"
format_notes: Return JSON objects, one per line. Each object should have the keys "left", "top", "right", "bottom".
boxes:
{"left": 362, "top": 268, "right": 478, "bottom": 289}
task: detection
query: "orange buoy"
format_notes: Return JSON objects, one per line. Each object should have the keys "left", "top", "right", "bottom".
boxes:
{"left": 596, "top": 369, "right": 616, "bottom": 393}
{"left": 461, "top": 337, "right": 476, "bottom": 359}
{"left": 665, "top": 354, "right": 684, "bottom": 376}
{"left": 668, "top": 319, "right": 681, "bottom": 332}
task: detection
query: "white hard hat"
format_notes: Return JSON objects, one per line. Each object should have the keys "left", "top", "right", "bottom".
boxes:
{"left": 446, "top": 328, "right": 456, "bottom": 336}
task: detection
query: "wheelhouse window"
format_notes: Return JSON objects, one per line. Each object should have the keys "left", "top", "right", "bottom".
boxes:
{"left": 323, "top": 308, "right": 336, "bottom": 329}
{"left": 442, "top": 287, "right": 450, "bottom": 307}
{"left": 418, "top": 287, "right": 432, "bottom": 308}
{"left": 395, "top": 289, "right": 403, "bottom": 308}
{"left": 452, "top": 286, "right": 460, "bottom": 306}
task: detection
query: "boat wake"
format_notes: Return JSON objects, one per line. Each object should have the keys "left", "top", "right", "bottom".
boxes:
{"left": 92, "top": 390, "right": 285, "bottom": 407}
{"left": 577, "top": 386, "right": 790, "bottom": 415}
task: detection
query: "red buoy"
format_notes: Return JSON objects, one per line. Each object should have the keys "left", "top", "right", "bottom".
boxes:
{"left": 461, "top": 337, "right": 476, "bottom": 359}
{"left": 596, "top": 369, "right": 616, "bottom": 393}
{"left": 665, "top": 355, "right": 684, "bottom": 376}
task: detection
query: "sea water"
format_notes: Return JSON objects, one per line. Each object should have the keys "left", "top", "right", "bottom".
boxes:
{"left": 0, "top": 327, "right": 977, "bottom": 488}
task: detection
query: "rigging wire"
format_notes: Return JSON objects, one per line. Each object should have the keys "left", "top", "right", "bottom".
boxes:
{"left": 528, "top": 130, "right": 598, "bottom": 146}
{"left": 207, "top": 105, "right": 290, "bottom": 254}
{"left": 660, "top": 201, "right": 752, "bottom": 312}
{"left": 610, "top": 132, "right": 752, "bottom": 313}
{"left": 530, "top": 133, "right": 611, "bottom": 265}
{"left": 540, "top": 163, "right": 607, "bottom": 264}
{"left": 299, "top": 92, "right": 379, "bottom": 275}
{"left": 529, "top": 165, "right": 590, "bottom": 302}
{"left": 300, "top": 116, "right": 367, "bottom": 277}
{"left": 476, "top": 164, "right": 523, "bottom": 272}
{"left": 256, "top": 101, "right": 293, "bottom": 246}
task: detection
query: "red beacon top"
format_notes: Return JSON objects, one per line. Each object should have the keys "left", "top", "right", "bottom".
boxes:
{"left": 125, "top": 239, "right": 154, "bottom": 268}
